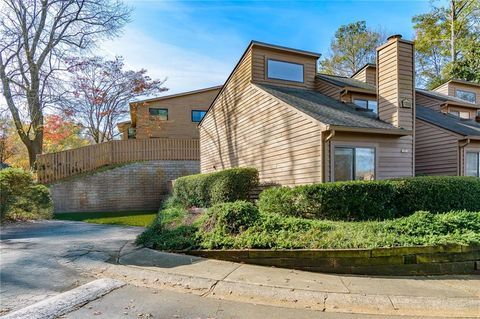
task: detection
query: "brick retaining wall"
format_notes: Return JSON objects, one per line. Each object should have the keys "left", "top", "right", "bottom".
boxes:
{"left": 49, "top": 160, "right": 199, "bottom": 213}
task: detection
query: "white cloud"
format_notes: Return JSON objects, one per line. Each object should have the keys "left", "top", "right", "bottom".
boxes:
{"left": 99, "top": 28, "right": 232, "bottom": 95}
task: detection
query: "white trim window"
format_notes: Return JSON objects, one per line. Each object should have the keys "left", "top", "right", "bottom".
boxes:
{"left": 466, "top": 152, "right": 480, "bottom": 177}
{"left": 334, "top": 147, "right": 375, "bottom": 181}
{"left": 267, "top": 59, "right": 304, "bottom": 83}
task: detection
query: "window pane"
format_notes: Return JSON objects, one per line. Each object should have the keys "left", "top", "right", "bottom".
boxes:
{"left": 355, "top": 148, "right": 375, "bottom": 181}
{"left": 466, "top": 152, "right": 479, "bottom": 177}
{"left": 368, "top": 100, "right": 378, "bottom": 114}
{"left": 459, "top": 111, "right": 470, "bottom": 119}
{"left": 449, "top": 111, "right": 460, "bottom": 117}
{"left": 149, "top": 108, "right": 168, "bottom": 120}
{"left": 353, "top": 99, "right": 368, "bottom": 109}
{"left": 334, "top": 147, "right": 354, "bottom": 181}
{"left": 455, "top": 90, "right": 476, "bottom": 103}
{"left": 267, "top": 59, "right": 304, "bottom": 83}
{"left": 192, "top": 110, "right": 206, "bottom": 122}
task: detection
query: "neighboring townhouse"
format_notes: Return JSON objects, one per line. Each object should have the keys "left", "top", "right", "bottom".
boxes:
{"left": 415, "top": 106, "right": 480, "bottom": 177}
{"left": 433, "top": 79, "right": 480, "bottom": 106}
{"left": 199, "top": 36, "right": 415, "bottom": 186}
{"left": 118, "top": 86, "right": 221, "bottom": 140}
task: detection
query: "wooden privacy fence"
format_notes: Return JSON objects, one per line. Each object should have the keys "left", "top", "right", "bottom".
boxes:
{"left": 36, "top": 138, "right": 200, "bottom": 183}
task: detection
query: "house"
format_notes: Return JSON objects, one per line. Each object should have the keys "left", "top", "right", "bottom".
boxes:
{"left": 118, "top": 86, "right": 222, "bottom": 140}
{"left": 199, "top": 36, "right": 415, "bottom": 186}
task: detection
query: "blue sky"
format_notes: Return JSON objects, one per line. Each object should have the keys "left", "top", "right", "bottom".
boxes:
{"left": 101, "top": 0, "right": 433, "bottom": 94}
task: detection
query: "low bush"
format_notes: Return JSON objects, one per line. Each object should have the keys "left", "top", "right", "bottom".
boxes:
{"left": 137, "top": 202, "right": 480, "bottom": 250}
{"left": 258, "top": 181, "right": 395, "bottom": 221}
{"left": 171, "top": 167, "right": 259, "bottom": 208}
{"left": 0, "top": 168, "right": 53, "bottom": 222}
{"left": 258, "top": 176, "right": 480, "bottom": 221}
{"left": 391, "top": 176, "right": 480, "bottom": 216}
{"left": 202, "top": 201, "right": 259, "bottom": 235}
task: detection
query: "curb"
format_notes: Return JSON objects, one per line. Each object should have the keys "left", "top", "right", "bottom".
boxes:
{"left": 93, "top": 261, "right": 480, "bottom": 318}
{"left": 1, "top": 278, "right": 125, "bottom": 319}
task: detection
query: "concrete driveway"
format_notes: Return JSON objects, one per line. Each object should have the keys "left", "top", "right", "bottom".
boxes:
{"left": 0, "top": 220, "right": 143, "bottom": 314}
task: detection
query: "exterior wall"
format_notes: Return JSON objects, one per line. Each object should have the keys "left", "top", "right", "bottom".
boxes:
{"left": 200, "top": 84, "right": 323, "bottom": 186}
{"left": 415, "top": 93, "right": 443, "bottom": 111}
{"left": 314, "top": 78, "right": 341, "bottom": 99}
{"left": 49, "top": 160, "right": 199, "bottom": 213}
{"left": 376, "top": 37, "right": 415, "bottom": 131}
{"left": 251, "top": 46, "right": 318, "bottom": 89}
{"left": 324, "top": 132, "right": 414, "bottom": 181}
{"left": 434, "top": 82, "right": 480, "bottom": 105}
{"left": 351, "top": 66, "right": 376, "bottom": 86}
{"left": 460, "top": 141, "right": 480, "bottom": 176}
{"left": 415, "top": 120, "right": 460, "bottom": 176}
{"left": 348, "top": 92, "right": 377, "bottom": 104}
{"left": 133, "top": 88, "right": 220, "bottom": 139}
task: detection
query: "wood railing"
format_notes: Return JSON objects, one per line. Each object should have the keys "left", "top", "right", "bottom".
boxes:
{"left": 36, "top": 138, "right": 200, "bottom": 183}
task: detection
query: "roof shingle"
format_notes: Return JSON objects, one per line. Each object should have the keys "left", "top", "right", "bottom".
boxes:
{"left": 316, "top": 74, "right": 376, "bottom": 93}
{"left": 255, "top": 83, "right": 399, "bottom": 131}
{"left": 416, "top": 105, "right": 480, "bottom": 137}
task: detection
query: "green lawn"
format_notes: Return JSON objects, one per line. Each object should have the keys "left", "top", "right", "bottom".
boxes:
{"left": 54, "top": 210, "right": 157, "bottom": 227}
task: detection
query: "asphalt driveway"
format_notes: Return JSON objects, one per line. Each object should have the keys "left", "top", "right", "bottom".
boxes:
{"left": 0, "top": 220, "right": 143, "bottom": 314}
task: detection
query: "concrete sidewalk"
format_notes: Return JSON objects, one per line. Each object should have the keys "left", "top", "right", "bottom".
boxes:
{"left": 70, "top": 242, "right": 480, "bottom": 318}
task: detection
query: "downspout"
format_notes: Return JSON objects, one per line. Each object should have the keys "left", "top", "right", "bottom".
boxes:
{"left": 458, "top": 138, "right": 471, "bottom": 176}
{"left": 323, "top": 128, "right": 336, "bottom": 182}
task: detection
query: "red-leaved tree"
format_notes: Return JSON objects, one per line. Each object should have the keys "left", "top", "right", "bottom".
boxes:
{"left": 62, "top": 56, "right": 167, "bottom": 143}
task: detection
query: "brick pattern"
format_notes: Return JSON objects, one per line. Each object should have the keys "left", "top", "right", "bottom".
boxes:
{"left": 49, "top": 160, "right": 199, "bottom": 213}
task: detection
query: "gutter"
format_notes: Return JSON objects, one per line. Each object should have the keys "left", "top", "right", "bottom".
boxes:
{"left": 326, "top": 125, "right": 412, "bottom": 136}
{"left": 340, "top": 86, "right": 376, "bottom": 96}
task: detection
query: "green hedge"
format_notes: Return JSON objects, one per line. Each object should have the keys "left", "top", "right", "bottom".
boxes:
{"left": 171, "top": 167, "right": 259, "bottom": 208}
{"left": 0, "top": 168, "right": 53, "bottom": 221}
{"left": 258, "top": 176, "right": 480, "bottom": 221}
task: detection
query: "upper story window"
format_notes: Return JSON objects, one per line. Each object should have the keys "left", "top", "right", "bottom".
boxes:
{"left": 455, "top": 89, "right": 476, "bottom": 103}
{"left": 334, "top": 146, "right": 375, "bottom": 181}
{"left": 149, "top": 108, "right": 168, "bottom": 120}
{"left": 353, "top": 99, "right": 378, "bottom": 114}
{"left": 466, "top": 152, "right": 480, "bottom": 177}
{"left": 449, "top": 110, "right": 470, "bottom": 119}
{"left": 191, "top": 110, "right": 207, "bottom": 123}
{"left": 267, "top": 59, "right": 304, "bottom": 83}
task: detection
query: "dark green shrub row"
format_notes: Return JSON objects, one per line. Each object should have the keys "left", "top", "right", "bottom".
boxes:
{"left": 0, "top": 168, "right": 53, "bottom": 221}
{"left": 258, "top": 176, "right": 480, "bottom": 221}
{"left": 171, "top": 167, "right": 259, "bottom": 208}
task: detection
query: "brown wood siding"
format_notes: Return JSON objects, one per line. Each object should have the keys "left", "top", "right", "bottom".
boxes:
{"left": 433, "top": 82, "right": 449, "bottom": 96}
{"left": 351, "top": 67, "right": 376, "bottom": 86}
{"left": 200, "top": 84, "right": 324, "bottom": 186}
{"left": 377, "top": 39, "right": 414, "bottom": 131}
{"left": 314, "top": 78, "right": 341, "bottom": 100}
{"left": 251, "top": 47, "right": 317, "bottom": 89}
{"left": 134, "top": 88, "right": 220, "bottom": 139}
{"left": 324, "top": 132, "right": 414, "bottom": 181}
{"left": 415, "top": 119, "right": 460, "bottom": 176}
{"left": 415, "top": 93, "right": 443, "bottom": 111}
{"left": 434, "top": 82, "right": 480, "bottom": 105}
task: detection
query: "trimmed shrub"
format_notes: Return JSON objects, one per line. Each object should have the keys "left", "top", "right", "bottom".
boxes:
{"left": 258, "top": 176, "right": 480, "bottom": 221}
{"left": 0, "top": 168, "right": 53, "bottom": 221}
{"left": 258, "top": 181, "right": 395, "bottom": 221}
{"left": 391, "top": 176, "right": 480, "bottom": 216}
{"left": 203, "top": 201, "right": 259, "bottom": 234}
{"left": 172, "top": 167, "right": 259, "bottom": 208}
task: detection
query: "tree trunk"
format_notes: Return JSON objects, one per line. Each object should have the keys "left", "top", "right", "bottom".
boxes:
{"left": 26, "top": 138, "right": 42, "bottom": 170}
{"left": 450, "top": 0, "right": 457, "bottom": 62}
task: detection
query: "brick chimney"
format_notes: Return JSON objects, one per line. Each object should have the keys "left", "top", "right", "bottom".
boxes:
{"left": 376, "top": 35, "right": 415, "bottom": 130}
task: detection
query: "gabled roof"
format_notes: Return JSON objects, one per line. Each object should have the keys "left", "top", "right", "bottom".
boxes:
{"left": 350, "top": 63, "right": 376, "bottom": 78}
{"left": 416, "top": 89, "right": 480, "bottom": 108}
{"left": 256, "top": 83, "right": 409, "bottom": 134}
{"left": 416, "top": 105, "right": 480, "bottom": 137}
{"left": 316, "top": 74, "right": 376, "bottom": 93}
{"left": 433, "top": 79, "right": 480, "bottom": 90}
{"left": 129, "top": 85, "right": 222, "bottom": 105}
{"left": 251, "top": 41, "right": 321, "bottom": 58}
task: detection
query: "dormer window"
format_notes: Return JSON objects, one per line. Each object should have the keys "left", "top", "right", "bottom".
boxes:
{"left": 353, "top": 99, "right": 378, "bottom": 114}
{"left": 267, "top": 59, "right": 304, "bottom": 83}
{"left": 455, "top": 89, "right": 476, "bottom": 103}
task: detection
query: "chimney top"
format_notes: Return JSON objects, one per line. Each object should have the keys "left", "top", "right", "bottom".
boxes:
{"left": 387, "top": 34, "right": 403, "bottom": 41}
